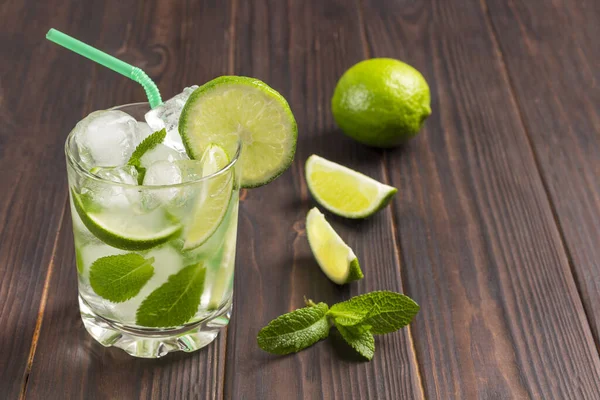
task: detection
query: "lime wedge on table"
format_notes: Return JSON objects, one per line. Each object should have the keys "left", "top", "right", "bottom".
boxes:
{"left": 305, "top": 155, "right": 397, "bottom": 219}
{"left": 306, "top": 207, "right": 363, "bottom": 285}
{"left": 71, "top": 190, "right": 182, "bottom": 251}
{"left": 179, "top": 76, "right": 297, "bottom": 188}
{"left": 183, "top": 145, "right": 234, "bottom": 250}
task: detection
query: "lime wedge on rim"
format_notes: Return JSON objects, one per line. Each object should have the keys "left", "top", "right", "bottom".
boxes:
{"left": 306, "top": 207, "right": 363, "bottom": 285}
{"left": 71, "top": 190, "right": 182, "bottom": 251}
{"left": 305, "top": 155, "right": 397, "bottom": 219}
{"left": 182, "top": 144, "right": 234, "bottom": 250}
{"left": 179, "top": 76, "right": 297, "bottom": 188}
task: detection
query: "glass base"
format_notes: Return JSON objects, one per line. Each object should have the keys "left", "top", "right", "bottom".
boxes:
{"left": 78, "top": 296, "right": 231, "bottom": 358}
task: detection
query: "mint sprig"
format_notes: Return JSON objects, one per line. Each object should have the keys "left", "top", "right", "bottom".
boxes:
{"left": 127, "top": 128, "right": 167, "bottom": 184}
{"left": 327, "top": 291, "right": 420, "bottom": 334}
{"left": 257, "top": 302, "right": 330, "bottom": 355}
{"left": 336, "top": 324, "right": 375, "bottom": 360}
{"left": 89, "top": 253, "right": 155, "bottom": 303}
{"left": 256, "top": 291, "right": 419, "bottom": 361}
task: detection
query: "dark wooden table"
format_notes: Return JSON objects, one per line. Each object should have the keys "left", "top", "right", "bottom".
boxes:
{"left": 1, "top": 0, "right": 599, "bottom": 399}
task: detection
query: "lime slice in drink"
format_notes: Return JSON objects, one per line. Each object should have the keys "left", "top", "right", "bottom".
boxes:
{"left": 305, "top": 155, "right": 397, "bottom": 219}
{"left": 182, "top": 145, "right": 234, "bottom": 250}
{"left": 72, "top": 190, "right": 182, "bottom": 251}
{"left": 208, "top": 205, "right": 238, "bottom": 309}
{"left": 179, "top": 76, "right": 297, "bottom": 188}
{"left": 306, "top": 207, "right": 363, "bottom": 285}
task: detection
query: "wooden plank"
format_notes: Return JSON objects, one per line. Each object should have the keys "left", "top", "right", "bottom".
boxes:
{"left": 23, "top": 0, "right": 233, "bottom": 398}
{"left": 484, "top": 0, "right": 600, "bottom": 342}
{"left": 360, "top": 0, "right": 600, "bottom": 398}
{"left": 224, "top": 1, "right": 424, "bottom": 399}
{"left": 0, "top": 1, "right": 104, "bottom": 397}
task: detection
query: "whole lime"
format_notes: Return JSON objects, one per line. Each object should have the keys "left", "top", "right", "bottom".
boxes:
{"left": 331, "top": 58, "right": 431, "bottom": 148}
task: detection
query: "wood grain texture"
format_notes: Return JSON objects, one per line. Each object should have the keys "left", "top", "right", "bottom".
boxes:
{"left": 484, "top": 0, "right": 600, "bottom": 342}
{"left": 2, "top": 0, "right": 599, "bottom": 399}
{"left": 21, "top": 0, "right": 233, "bottom": 398}
{"left": 224, "top": 0, "right": 424, "bottom": 399}
{"left": 0, "top": 1, "right": 104, "bottom": 397}
{"left": 360, "top": 0, "right": 600, "bottom": 398}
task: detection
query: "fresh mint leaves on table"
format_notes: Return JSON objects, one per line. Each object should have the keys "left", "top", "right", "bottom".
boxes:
{"left": 328, "top": 291, "right": 419, "bottom": 334}
{"left": 136, "top": 262, "right": 206, "bottom": 328}
{"left": 256, "top": 302, "right": 330, "bottom": 355}
{"left": 89, "top": 253, "right": 155, "bottom": 303}
{"left": 127, "top": 128, "right": 167, "bottom": 184}
{"left": 257, "top": 291, "right": 419, "bottom": 361}
{"left": 336, "top": 324, "right": 375, "bottom": 360}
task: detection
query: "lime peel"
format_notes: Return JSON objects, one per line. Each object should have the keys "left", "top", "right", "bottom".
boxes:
{"left": 71, "top": 189, "right": 182, "bottom": 251}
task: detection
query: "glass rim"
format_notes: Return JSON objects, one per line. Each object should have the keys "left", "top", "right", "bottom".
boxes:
{"left": 65, "top": 102, "right": 242, "bottom": 189}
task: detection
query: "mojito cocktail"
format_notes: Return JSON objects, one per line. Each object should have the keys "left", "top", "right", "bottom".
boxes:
{"left": 67, "top": 100, "right": 241, "bottom": 357}
{"left": 66, "top": 77, "right": 297, "bottom": 358}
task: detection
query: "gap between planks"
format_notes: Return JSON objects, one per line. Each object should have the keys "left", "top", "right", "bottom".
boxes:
{"left": 220, "top": 0, "right": 238, "bottom": 398}
{"left": 478, "top": 0, "right": 600, "bottom": 352}
{"left": 18, "top": 36, "right": 102, "bottom": 398}
{"left": 18, "top": 6, "right": 239, "bottom": 396}
{"left": 19, "top": 199, "right": 68, "bottom": 400}
{"left": 355, "top": 0, "right": 427, "bottom": 396}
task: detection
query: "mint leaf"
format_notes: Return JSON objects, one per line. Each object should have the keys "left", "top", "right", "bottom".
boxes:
{"left": 327, "top": 291, "right": 419, "bottom": 334}
{"left": 128, "top": 128, "right": 167, "bottom": 167}
{"left": 257, "top": 302, "right": 330, "bottom": 355}
{"left": 89, "top": 254, "right": 155, "bottom": 303}
{"left": 136, "top": 262, "right": 206, "bottom": 328}
{"left": 136, "top": 167, "right": 147, "bottom": 184}
{"left": 336, "top": 324, "right": 375, "bottom": 360}
{"left": 127, "top": 128, "right": 166, "bottom": 184}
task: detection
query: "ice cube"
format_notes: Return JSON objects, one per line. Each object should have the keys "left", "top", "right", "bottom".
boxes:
{"left": 135, "top": 121, "right": 154, "bottom": 143}
{"left": 143, "top": 161, "right": 183, "bottom": 203}
{"left": 85, "top": 165, "right": 139, "bottom": 208}
{"left": 144, "top": 86, "right": 198, "bottom": 152}
{"left": 92, "top": 165, "right": 139, "bottom": 185}
{"left": 176, "top": 160, "right": 204, "bottom": 183}
{"left": 139, "top": 144, "right": 187, "bottom": 169}
{"left": 143, "top": 161, "right": 182, "bottom": 186}
{"left": 74, "top": 110, "right": 139, "bottom": 168}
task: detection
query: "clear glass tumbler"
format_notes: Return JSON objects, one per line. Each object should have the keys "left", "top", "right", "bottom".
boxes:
{"left": 65, "top": 103, "right": 240, "bottom": 358}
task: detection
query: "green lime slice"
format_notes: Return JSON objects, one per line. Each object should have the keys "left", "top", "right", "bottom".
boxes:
{"left": 305, "top": 155, "right": 397, "bottom": 219}
{"left": 179, "top": 76, "right": 297, "bottom": 188}
{"left": 71, "top": 190, "right": 182, "bottom": 251}
{"left": 306, "top": 207, "right": 363, "bottom": 285}
{"left": 182, "top": 145, "right": 234, "bottom": 250}
{"left": 208, "top": 205, "right": 238, "bottom": 309}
